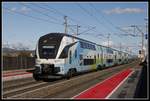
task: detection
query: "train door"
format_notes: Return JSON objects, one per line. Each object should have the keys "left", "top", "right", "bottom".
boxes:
{"left": 80, "top": 54, "right": 83, "bottom": 63}
{"left": 114, "top": 51, "right": 117, "bottom": 65}
{"left": 94, "top": 55, "right": 96, "bottom": 64}
{"left": 100, "top": 46, "right": 103, "bottom": 65}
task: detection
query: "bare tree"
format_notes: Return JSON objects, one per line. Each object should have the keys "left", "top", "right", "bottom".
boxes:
{"left": 12, "top": 42, "right": 29, "bottom": 51}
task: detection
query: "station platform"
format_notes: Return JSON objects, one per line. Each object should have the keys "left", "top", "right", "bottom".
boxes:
{"left": 74, "top": 64, "right": 147, "bottom": 99}
{"left": 2, "top": 68, "right": 34, "bottom": 81}
{"left": 109, "top": 67, "right": 142, "bottom": 98}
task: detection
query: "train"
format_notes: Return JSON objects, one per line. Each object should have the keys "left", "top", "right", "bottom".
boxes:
{"left": 33, "top": 33, "right": 135, "bottom": 80}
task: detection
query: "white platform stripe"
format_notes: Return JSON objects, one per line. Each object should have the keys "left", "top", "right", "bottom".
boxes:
{"left": 2, "top": 73, "right": 32, "bottom": 81}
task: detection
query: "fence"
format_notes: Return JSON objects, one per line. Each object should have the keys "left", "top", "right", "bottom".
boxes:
{"left": 2, "top": 56, "right": 35, "bottom": 70}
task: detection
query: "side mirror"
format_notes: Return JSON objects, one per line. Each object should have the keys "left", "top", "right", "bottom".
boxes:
{"left": 139, "top": 50, "right": 141, "bottom": 54}
{"left": 34, "top": 54, "right": 37, "bottom": 58}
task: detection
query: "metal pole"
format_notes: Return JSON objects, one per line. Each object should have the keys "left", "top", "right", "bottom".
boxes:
{"left": 135, "top": 25, "right": 144, "bottom": 61}
{"left": 120, "top": 43, "right": 121, "bottom": 51}
{"left": 136, "top": 26, "right": 144, "bottom": 59}
{"left": 76, "top": 25, "right": 80, "bottom": 36}
{"left": 107, "top": 33, "right": 110, "bottom": 48}
{"left": 77, "top": 25, "right": 79, "bottom": 36}
{"left": 146, "top": 23, "right": 147, "bottom": 37}
{"left": 64, "top": 16, "right": 67, "bottom": 34}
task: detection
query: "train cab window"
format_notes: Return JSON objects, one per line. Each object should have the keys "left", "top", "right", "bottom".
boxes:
{"left": 38, "top": 33, "right": 64, "bottom": 59}
{"left": 59, "top": 42, "right": 77, "bottom": 59}
{"left": 59, "top": 46, "right": 69, "bottom": 58}
{"left": 42, "top": 46, "right": 56, "bottom": 59}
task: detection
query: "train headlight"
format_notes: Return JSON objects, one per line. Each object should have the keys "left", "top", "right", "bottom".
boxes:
{"left": 54, "top": 60, "right": 61, "bottom": 62}
{"left": 35, "top": 65, "right": 42, "bottom": 74}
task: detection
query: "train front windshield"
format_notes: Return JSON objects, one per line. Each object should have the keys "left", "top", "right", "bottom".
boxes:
{"left": 38, "top": 33, "right": 63, "bottom": 59}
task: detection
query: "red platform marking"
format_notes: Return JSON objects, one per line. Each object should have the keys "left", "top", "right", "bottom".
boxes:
{"left": 2, "top": 68, "right": 33, "bottom": 74}
{"left": 74, "top": 68, "right": 132, "bottom": 99}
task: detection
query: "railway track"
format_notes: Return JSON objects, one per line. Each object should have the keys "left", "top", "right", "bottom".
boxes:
{"left": 3, "top": 78, "right": 36, "bottom": 90}
{"left": 2, "top": 61, "right": 139, "bottom": 98}
{"left": 3, "top": 78, "right": 65, "bottom": 98}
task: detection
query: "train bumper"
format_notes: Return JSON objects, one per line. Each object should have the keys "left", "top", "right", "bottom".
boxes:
{"left": 34, "top": 64, "right": 60, "bottom": 75}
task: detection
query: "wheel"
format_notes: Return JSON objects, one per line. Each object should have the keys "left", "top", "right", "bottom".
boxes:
{"left": 33, "top": 71, "right": 41, "bottom": 81}
{"left": 66, "top": 69, "right": 75, "bottom": 79}
{"left": 103, "top": 64, "right": 107, "bottom": 69}
{"left": 73, "top": 69, "right": 77, "bottom": 76}
{"left": 97, "top": 65, "right": 102, "bottom": 70}
{"left": 66, "top": 70, "right": 72, "bottom": 79}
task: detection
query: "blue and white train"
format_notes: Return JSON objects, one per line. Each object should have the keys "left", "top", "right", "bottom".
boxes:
{"left": 33, "top": 33, "right": 135, "bottom": 80}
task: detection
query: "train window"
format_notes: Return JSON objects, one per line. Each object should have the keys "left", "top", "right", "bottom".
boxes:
{"left": 87, "top": 44, "right": 90, "bottom": 49}
{"left": 42, "top": 46, "right": 56, "bottom": 59}
{"left": 79, "top": 55, "right": 83, "bottom": 65}
{"left": 80, "top": 41, "right": 95, "bottom": 50}
{"left": 69, "top": 51, "right": 72, "bottom": 64}
{"left": 83, "top": 59, "right": 94, "bottom": 65}
{"left": 107, "top": 59, "right": 113, "bottom": 63}
{"left": 80, "top": 42, "right": 83, "bottom": 48}
{"left": 93, "top": 45, "right": 96, "bottom": 50}
{"left": 59, "top": 46, "right": 69, "bottom": 58}
{"left": 75, "top": 50, "right": 77, "bottom": 58}
{"left": 89, "top": 44, "right": 92, "bottom": 49}
{"left": 90, "top": 44, "right": 92, "bottom": 49}
{"left": 89, "top": 44, "right": 91, "bottom": 49}
{"left": 119, "top": 59, "right": 121, "bottom": 62}
{"left": 82, "top": 42, "right": 85, "bottom": 48}
{"left": 94, "top": 55, "right": 96, "bottom": 63}
{"left": 80, "top": 55, "right": 83, "bottom": 60}
{"left": 59, "top": 42, "right": 77, "bottom": 59}
{"left": 115, "top": 55, "right": 117, "bottom": 60}
{"left": 85, "top": 43, "right": 88, "bottom": 49}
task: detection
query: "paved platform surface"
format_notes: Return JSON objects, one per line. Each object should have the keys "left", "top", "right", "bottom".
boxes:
{"left": 74, "top": 68, "right": 133, "bottom": 99}
{"left": 73, "top": 65, "right": 144, "bottom": 99}
{"left": 109, "top": 67, "right": 142, "bottom": 99}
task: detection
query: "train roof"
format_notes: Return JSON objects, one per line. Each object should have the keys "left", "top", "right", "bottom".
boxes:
{"left": 40, "top": 33, "right": 131, "bottom": 55}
